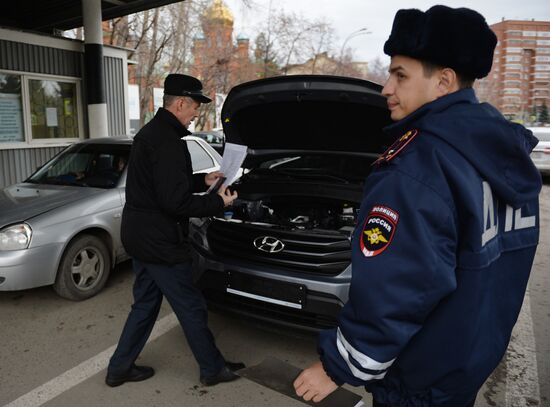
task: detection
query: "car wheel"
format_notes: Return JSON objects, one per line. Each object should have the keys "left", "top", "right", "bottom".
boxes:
{"left": 53, "top": 234, "right": 111, "bottom": 301}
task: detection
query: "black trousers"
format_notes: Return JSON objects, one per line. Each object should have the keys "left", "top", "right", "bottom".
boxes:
{"left": 108, "top": 259, "right": 225, "bottom": 378}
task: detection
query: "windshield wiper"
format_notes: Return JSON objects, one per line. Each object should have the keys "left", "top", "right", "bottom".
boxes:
{"left": 41, "top": 178, "right": 87, "bottom": 187}
{"left": 273, "top": 169, "right": 350, "bottom": 184}
{"left": 248, "top": 168, "right": 294, "bottom": 180}
{"left": 24, "top": 179, "right": 40, "bottom": 184}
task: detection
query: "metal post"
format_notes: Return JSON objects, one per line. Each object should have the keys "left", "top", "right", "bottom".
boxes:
{"left": 82, "top": 0, "right": 109, "bottom": 138}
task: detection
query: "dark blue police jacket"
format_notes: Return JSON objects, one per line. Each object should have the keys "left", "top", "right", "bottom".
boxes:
{"left": 318, "top": 89, "right": 541, "bottom": 406}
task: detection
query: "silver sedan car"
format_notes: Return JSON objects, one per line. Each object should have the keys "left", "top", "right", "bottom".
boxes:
{"left": 0, "top": 136, "right": 221, "bottom": 300}
{"left": 529, "top": 127, "right": 550, "bottom": 175}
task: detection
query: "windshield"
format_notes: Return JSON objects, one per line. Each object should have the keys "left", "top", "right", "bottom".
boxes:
{"left": 249, "top": 154, "right": 375, "bottom": 183}
{"left": 27, "top": 143, "right": 131, "bottom": 188}
{"left": 194, "top": 131, "right": 224, "bottom": 144}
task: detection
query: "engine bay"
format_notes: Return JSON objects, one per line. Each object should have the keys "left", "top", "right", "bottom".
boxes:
{"left": 221, "top": 196, "right": 359, "bottom": 237}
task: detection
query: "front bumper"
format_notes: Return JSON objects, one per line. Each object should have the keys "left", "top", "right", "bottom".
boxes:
{"left": 531, "top": 149, "right": 550, "bottom": 174}
{"left": 0, "top": 243, "right": 63, "bottom": 290}
{"left": 192, "top": 243, "right": 350, "bottom": 331}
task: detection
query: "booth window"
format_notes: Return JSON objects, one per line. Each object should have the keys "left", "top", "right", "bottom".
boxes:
{"left": 0, "top": 74, "right": 24, "bottom": 143}
{"left": 0, "top": 71, "right": 81, "bottom": 145}
{"left": 29, "top": 79, "right": 79, "bottom": 140}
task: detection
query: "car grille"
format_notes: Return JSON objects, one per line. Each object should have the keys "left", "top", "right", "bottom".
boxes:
{"left": 206, "top": 219, "right": 351, "bottom": 275}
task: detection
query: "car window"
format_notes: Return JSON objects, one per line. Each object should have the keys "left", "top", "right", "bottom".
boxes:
{"left": 206, "top": 133, "right": 223, "bottom": 144}
{"left": 187, "top": 140, "right": 215, "bottom": 171}
{"left": 28, "top": 144, "right": 130, "bottom": 188}
{"left": 194, "top": 132, "right": 224, "bottom": 144}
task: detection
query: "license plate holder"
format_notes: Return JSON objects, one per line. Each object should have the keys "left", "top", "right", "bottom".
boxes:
{"left": 226, "top": 272, "right": 306, "bottom": 309}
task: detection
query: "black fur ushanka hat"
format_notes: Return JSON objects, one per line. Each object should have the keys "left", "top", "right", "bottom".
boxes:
{"left": 383, "top": 5, "right": 497, "bottom": 79}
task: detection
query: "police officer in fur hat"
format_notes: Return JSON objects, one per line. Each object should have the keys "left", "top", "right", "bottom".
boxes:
{"left": 294, "top": 5, "right": 541, "bottom": 406}
{"left": 106, "top": 74, "right": 245, "bottom": 387}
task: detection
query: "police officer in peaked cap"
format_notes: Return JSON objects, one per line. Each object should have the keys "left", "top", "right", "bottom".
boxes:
{"left": 106, "top": 74, "right": 245, "bottom": 387}
{"left": 294, "top": 5, "right": 541, "bottom": 406}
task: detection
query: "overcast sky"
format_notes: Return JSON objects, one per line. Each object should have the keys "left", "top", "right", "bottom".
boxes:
{"left": 223, "top": 0, "right": 550, "bottom": 64}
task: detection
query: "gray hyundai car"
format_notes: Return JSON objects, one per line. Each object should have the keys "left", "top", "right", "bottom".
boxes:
{"left": 191, "top": 75, "right": 391, "bottom": 330}
{"left": 0, "top": 136, "right": 221, "bottom": 300}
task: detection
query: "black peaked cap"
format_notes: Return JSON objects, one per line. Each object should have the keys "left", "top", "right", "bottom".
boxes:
{"left": 164, "top": 73, "right": 212, "bottom": 103}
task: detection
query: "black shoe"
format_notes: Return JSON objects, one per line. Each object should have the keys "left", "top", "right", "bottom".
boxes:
{"left": 225, "top": 361, "right": 246, "bottom": 372}
{"left": 105, "top": 364, "right": 155, "bottom": 387}
{"left": 200, "top": 366, "right": 241, "bottom": 386}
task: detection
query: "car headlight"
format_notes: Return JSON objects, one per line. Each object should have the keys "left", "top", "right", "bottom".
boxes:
{"left": 0, "top": 224, "right": 32, "bottom": 251}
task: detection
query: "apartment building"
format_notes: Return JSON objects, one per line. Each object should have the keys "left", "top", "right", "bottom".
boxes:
{"left": 475, "top": 19, "right": 550, "bottom": 121}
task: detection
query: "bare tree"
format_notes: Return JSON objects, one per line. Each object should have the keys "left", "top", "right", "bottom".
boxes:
{"left": 104, "top": 16, "right": 128, "bottom": 47}
{"left": 105, "top": 0, "right": 349, "bottom": 128}
{"left": 132, "top": 8, "right": 174, "bottom": 125}
{"left": 254, "top": 31, "right": 279, "bottom": 77}
{"left": 251, "top": 7, "right": 338, "bottom": 77}
{"left": 252, "top": 0, "right": 281, "bottom": 78}
{"left": 366, "top": 57, "right": 389, "bottom": 85}
{"left": 277, "top": 13, "right": 318, "bottom": 73}
{"left": 304, "top": 21, "right": 335, "bottom": 74}
{"left": 165, "top": 0, "right": 211, "bottom": 73}
{"left": 103, "top": 1, "right": 214, "bottom": 125}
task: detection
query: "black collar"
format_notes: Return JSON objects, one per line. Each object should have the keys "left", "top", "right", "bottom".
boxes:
{"left": 156, "top": 107, "right": 192, "bottom": 139}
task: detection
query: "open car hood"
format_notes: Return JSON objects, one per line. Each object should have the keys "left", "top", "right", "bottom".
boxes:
{"left": 221, "top": 75, "right": 392, "bottom": 163}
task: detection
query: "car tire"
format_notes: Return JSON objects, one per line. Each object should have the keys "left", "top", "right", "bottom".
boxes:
{"left": 53, "top": 234, "right": 111, "bottom": 301}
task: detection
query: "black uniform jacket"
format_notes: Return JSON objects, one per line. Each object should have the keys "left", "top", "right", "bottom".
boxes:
{"left": 121, "top": 107, "right": 224, "bottom": 265}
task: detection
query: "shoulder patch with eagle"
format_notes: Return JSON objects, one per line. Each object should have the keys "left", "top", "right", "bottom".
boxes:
{"left": 360, "top": 205, "right": 399, "bottom": 257}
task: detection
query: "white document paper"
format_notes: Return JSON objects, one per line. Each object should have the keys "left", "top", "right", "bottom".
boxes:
{"left": 219, "top": 142, "right": 247, "bottom": 186}
{"left": 46, "top": 108, "right": 58, "bottom": 127}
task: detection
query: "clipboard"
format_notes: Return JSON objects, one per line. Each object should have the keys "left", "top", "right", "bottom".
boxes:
{"left": 237, "top": 357, "right": 364, "bottom": 407}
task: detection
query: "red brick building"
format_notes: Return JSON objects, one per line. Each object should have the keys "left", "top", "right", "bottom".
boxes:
{"left": 476, "top": 19, "right": 550, "bottom": 122}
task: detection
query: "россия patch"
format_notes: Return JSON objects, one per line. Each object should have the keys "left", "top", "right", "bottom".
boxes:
{"left": 360, "top": 205, "right": 399, "bottom": 257}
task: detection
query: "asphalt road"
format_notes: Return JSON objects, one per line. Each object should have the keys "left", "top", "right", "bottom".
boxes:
{"left": 1, "top": 180, "right": 549, "bottom": 407}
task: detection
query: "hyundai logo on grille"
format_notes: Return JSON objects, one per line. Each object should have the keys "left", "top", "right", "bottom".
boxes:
{"left": 253, "top": 236, "right": 285, "bottom": 253}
